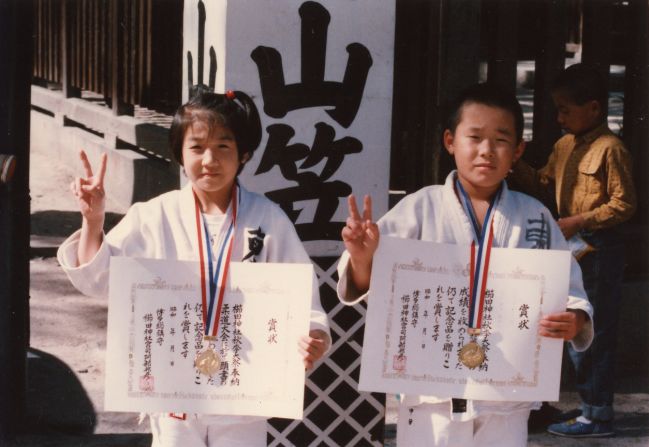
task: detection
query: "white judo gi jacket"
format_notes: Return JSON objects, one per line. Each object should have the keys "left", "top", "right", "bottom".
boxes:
{"left": 337, "top": 171, "right": 593, "bottom": 417}
{"left": 58, "top": 183, "right": 330, "bottom": 341}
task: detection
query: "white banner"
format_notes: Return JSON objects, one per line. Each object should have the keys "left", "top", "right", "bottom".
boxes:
{"left": 105, "top": 257, "right": 312, "bottom": 419}
{"left": 183, "top": 0, "right": 394, "bottom": 256}
{"left": 359, "top": 237, "right": 571, "bottom": 402}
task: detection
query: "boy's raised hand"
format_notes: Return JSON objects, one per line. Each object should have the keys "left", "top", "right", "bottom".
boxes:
{"left": 341, "top": 194, "right": 379, "bottom": 263}
{"left": 341, "top": 194, "right": 379, "bottom": 292}
{"left": 71, "top": 150, "right": 107, "bottom": 224}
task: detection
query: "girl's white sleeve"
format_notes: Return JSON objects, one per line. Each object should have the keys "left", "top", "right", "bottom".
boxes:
{"left": 57, "top": 229, "right": 113, "bottom": 297}
{"left": 57, "top": 205, "right": 146, "bottom": 298}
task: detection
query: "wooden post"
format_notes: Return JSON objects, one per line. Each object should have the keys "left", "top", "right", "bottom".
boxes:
{"left": 486, "top": 0, "right": 520, "bottom": 94}
{"left": 530, "top": 0, "right": 567, "bottom": 168}
{"left": 623, "top": 0, "right": 649, "bottom": 276}
{"left": 581, "top": 0, "right": 614, "bottom": 113}
{"left": 390, "top": 0, "right": 442, "bottom": 192}
{"left": 581, "top": 1, "right": 613, "bottom": 69}
{"left": 0, "top": 0, "right": 32, "bottom": 441}
{"left": 434, "top": 0, "right": 482, "bottom": 183}
{"left": 110, "top": 0, "right": 133, "bottom": 118}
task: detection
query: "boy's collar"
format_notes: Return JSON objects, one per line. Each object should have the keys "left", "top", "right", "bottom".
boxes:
{"left": 575, "top": 122, "right": 609, "bottom": 144}
{"left": 449, "top": 170, "right": 508, "bottom": 203}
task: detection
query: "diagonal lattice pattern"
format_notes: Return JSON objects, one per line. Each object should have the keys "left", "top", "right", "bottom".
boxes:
{"left": 268, "top": 256, "right": 386, "bottom": 446}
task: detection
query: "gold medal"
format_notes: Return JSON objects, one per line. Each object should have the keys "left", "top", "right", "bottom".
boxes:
{"left": 458, "top": 341, "right": 485, "bottom": 369}
{"left": 194, "top": 347, "right": 221, "bottom": 377}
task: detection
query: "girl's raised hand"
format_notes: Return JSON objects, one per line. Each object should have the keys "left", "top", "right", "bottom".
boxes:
{"left": 341, "top": 194, "right": 379, "bottom": 268}
{"left": 71, "top": 150, "right": 107, "bottom": 224}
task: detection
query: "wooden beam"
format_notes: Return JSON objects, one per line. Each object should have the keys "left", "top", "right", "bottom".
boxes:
{"left": 623, "top": 0, "right": 649, "bottom": 227}
{"left": 0, "top": 0, "right": 33, "bottom": 440}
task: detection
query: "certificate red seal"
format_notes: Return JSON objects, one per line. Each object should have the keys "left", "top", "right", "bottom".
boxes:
{"left": 139, "top": 375, "right": 155, "bottom": 392}
{"left": 393, "top": 355, "right": 407, "bottom": 371}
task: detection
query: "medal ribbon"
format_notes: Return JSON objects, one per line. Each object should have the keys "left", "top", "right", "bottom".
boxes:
{"left": 193, "top": 185, "right": 239, "bottom": 338}
{"left": 455, "top": 179, "right": 502, "bottom": 332}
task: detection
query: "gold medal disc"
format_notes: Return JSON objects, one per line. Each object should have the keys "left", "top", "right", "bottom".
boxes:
{"left": 458, "top": 341, "right": 485, "bottom": 369}
{"left": 195, "top": 348, "right": 221, "bottom": 377}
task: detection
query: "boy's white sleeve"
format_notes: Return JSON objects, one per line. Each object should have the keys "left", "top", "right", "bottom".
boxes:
{"left": 336, "top": 250, "right": 369, "bottom": 306}
{"left": 566, "top": 254, "right": 594, "bottom": 352}
{"left": 547, "top": 215, "right": 594, "bottom": 352}
{"left": 336, "top": 192, "right": 422, "bottom": 306}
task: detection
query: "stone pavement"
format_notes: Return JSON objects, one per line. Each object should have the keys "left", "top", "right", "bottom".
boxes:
{"left": 9, "top": 146, "right": 649, "bottom": 446}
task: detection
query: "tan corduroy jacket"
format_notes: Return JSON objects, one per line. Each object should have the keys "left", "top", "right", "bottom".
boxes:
{"left": 510, "top": 123, "right": 636, "bottom": 231}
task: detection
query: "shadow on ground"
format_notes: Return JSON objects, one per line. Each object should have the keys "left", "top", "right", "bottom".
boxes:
{"left": 23, "top": 348, "right": 96, "bottom": 435}
{"left": 615, "top": 411, "right": 649, "bottom": 439}
{"left": 31, "top": 211, "right": 124, "bottom": 237}
{"left": 9, "top": 433, "right": 151, "bottom": 447}
{"left": 30, "top": 211, "right": 124, "bottom": 258}
{"left": 6, "top": 349, "right": 150, "bottom": 447}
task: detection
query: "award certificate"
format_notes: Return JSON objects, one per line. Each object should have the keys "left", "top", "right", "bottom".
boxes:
{"left": 105, "top": 257, "right": 312, "bottom": 419}
{"left": 359, "top": 236, "right": 571, "bottom": 402}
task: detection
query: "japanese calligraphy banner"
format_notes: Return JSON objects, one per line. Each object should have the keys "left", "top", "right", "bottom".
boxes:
{"left": 359, "top": 237, "right": 571, "bottom": 402}
{"left": 105, "top": 257, "right": 312, "bottom": 419}
{"left": 183, "top": 0, "right": 394, "bottom": 256}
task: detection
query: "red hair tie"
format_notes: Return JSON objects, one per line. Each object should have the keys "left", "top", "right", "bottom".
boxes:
{"left": 225, "top": 90, "right": 236, "bottom": 100}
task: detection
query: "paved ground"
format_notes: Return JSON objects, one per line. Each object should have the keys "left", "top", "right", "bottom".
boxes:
{"left": 8, "top": 140, "right": 649, "bottom": 446}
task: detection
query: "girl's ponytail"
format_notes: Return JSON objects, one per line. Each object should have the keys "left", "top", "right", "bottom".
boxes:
{"left": 227, "top": 90, "right": 262, "bottom": 157}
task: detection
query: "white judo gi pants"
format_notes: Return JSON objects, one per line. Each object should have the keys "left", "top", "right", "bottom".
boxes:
{"left": 150, "top": 413, "right": 267, "bottom": 447}
{"left": 397, "top": 402, "right": 530, "bottom": 447}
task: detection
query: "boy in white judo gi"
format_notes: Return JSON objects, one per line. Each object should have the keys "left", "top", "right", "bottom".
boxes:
{"left": 58, "top": 86, "right": 331, "bottom": 447}
{"left": 337, "top": 83, "right": 594, "bottom": 446}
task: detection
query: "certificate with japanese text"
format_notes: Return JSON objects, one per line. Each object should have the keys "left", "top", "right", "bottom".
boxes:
{"left": 105, "top": 257, "right": 312, "bottom": 419}
{"left": 359, "top": 236, "right": 571, "bottom": 402}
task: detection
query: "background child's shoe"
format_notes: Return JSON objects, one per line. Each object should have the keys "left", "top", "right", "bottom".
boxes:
{"left": 547, "top": 417, "right": 615, "bottom": 438}
{"left": 553, "top": 408, "right": 582, "bottom": 422}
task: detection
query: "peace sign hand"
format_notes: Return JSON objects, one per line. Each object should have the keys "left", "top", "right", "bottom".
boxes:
{"left": 342, "top": 195, "right": 379, "bottom": 289}
{"left": 70, "top": 150, "right": 107, "bottom": 224}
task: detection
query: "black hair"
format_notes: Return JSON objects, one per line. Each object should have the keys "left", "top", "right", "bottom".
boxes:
{"left": 169, "top": 84, "right": 262, "bottom": 170}
{"left": 445, "top": 82, "right": 524, "bottom": 143}
{"left": 551, "top": 63, "right": 608, "bottom": 114}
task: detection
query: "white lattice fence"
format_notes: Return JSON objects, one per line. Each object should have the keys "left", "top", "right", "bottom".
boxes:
{"left": 268, "top": 257, "right": 386, "bottom": 446}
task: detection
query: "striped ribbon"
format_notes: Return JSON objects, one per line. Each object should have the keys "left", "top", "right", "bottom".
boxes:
{"left": 193, "top": 185, "right": 239, "bottom": 338}
{"left": 455, "top": 179, "right": 502, "bottom": 333}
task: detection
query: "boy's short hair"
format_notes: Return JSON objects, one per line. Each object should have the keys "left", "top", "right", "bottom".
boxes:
{"left": 551, "top": 63, "right": 608, "bottom": 113}
{"left": 445, "top": 83, "right": 524, "bottom": 143}
{"left": 169, "top": 85, "right": 262, "bottom": 167}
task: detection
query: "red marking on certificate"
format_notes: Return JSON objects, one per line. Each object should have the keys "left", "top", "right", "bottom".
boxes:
{"left": 139, "top": 375, "right": 155, "bottom": 392}
{"left": 393, "top": 355, "right": 407, "bottom": 371}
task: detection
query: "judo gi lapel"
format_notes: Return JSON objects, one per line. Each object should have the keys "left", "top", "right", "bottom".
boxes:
{"left": 179, "top": 183, "right": 203, "bottom": 261}
{"left": 440, "top": 171, "right": 508, "bottom": 248}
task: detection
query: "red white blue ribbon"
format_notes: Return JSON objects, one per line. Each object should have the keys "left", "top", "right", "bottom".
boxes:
{"left": 455, "top": 179, "right": 502, "bottom": 333}
{"left": 193, "top": 185, "right": 239, "bottom": 338}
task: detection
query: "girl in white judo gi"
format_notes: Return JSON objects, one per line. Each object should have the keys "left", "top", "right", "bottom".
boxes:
{"left": 337, "top": 83, "right": 594, "bottom": 446}
{"left": 58, "top": 86, "right": 331, "bottom": 447}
